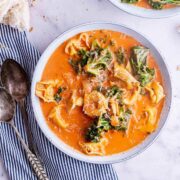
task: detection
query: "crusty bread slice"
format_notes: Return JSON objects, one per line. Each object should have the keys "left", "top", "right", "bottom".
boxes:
{"left": 0, "top": 0, "right": 30, "bottom": 31}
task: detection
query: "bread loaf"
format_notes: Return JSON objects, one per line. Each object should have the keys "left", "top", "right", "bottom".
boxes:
{"left": 0, "top": 0, "right": 30, "bottom": 31}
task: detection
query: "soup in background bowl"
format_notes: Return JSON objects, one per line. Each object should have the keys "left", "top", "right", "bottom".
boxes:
{"left": 108, "top": 0, "right": 180, "bottom": 18}
{"left": 31, "top": 22, "right": 172, "bottom": 164}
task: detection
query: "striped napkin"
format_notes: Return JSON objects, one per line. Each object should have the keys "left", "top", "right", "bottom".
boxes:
{"left": 0, "top": 24, "right": 118, "bottom": 180}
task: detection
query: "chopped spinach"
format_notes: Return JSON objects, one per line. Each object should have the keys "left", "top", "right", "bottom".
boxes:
{"left": 130, "top": 46, "right": 155, "bottom": 86}
{"left": 113, "top": 108, "right": 132, "bottom": 131}
{"left": 106, "top": 85, "right": 123, "bottom": 100}
{"left": 68, "top": 58, "right": 81, "bottom": 73}
{"left": 54, "top": 94, "right": 62, "bottom": 103}
{"left": 69, "top": 41, "right": 112, "bottom": 76}
{"left": 148, "top": 0, "right": 180, "bottom": 9}
{"left": 121, "top": 0, "right": 139, "bottom": 3}
{"left": 54, "top": 86, "right": 65, "bottom": 103}
{"left": 148, "top": 0, "right": 163, "bottom": 9}
{"left": 109, "top": 40, "right": 115, "bottom": 46}
{"left": 85, "top": 49, "right": 112, "bottom": 76}
{"left": 116, "top": 47, "right": 125, "bottom": 64}
{"left": 57, "top": 87, "right": 63, "bottom": 94}
{"left": 85, "top": 114, "right": 111, "bottom": 143}
{"left": 85, "top": 108, "right": 132, "bottom": 142}
{"left": 78, "top": 49, "right": 89, "bottom": 67}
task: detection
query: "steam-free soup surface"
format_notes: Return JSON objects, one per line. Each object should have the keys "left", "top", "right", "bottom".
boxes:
{"left": 38, "top": 30, "right": 164, "bottom": 155}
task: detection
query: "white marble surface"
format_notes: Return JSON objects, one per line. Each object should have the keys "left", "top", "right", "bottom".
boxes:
{"left": 1, "top": 0, "right": 180, "bottom": 179}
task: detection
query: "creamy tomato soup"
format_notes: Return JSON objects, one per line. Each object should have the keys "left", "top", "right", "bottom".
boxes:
{"left": 35, "top": 30, "right": 165, "bottom": 156}
{"left": 122, "top": 0, "right": 175, "bottom": 10}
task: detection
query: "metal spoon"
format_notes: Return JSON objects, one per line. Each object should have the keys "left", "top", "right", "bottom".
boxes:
{"left": 1, "top": 59, "right": 36, "bottom": 154}
{"left": 0, "top": 88, "right": 48, "bottom": 179}
{"left": 177, "top": 25, "right": 180, "bottom": 33}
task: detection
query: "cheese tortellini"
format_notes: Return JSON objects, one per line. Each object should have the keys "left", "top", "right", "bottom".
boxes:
{"left": 65, "top": 33, "right": 89, "bottom": 56}
{"left": 109, "top": 98, "right": 121, "bottom": 126}
{"left": 141, "top": 107, "right": 157, "bottom": 133}
{"left": 109, "top": 98, "right": 120, "bottom": 116}
{"left": 114, "top": 62, "right": 138, "bottom": 88}
{"left": 79, "top": 138, "right": 108, "bottom": 156}
{"left": 83, "top": 91, "right": 108, "bottom": 117}
{"left": 35, "top": 80, "right": 62, "bottom": 103}
{"left": 145, "top": 81, "right": 165, "bottom": 104}
{"left": 123, "top": 84, "right": 140, "bottom": 105}
{"left": 68, "top": 90, "right": 83, "bottom": 111}
{"left": 48, "top": 105, "right": 68, "bottom": 128}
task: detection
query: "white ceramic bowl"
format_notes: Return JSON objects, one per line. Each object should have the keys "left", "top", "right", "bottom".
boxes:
{"left": 31, "top": 22, "right": 172, "bottom": 164}
{"left": 108, "top": 0, "right": 180, "bottom": 18}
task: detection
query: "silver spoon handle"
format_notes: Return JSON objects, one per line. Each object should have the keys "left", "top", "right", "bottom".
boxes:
{"left": 10, "top": 122, "right": 49, "bottom": 180}
{"left": 19, "top": 100, "right": 37, "bottom": 154}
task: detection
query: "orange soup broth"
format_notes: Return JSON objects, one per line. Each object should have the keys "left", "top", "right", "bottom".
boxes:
{"left": 40, "top": 30, "right": 164, "bottom": 155}
{"left": 135, "top": 0, "right": 174, "bottom": 9}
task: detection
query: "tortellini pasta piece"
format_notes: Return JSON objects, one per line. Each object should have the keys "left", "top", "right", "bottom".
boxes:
{"left": 79, "top": 138, "right": 108, "bottom": 156}
{"left": 110, "top": 115, "right": 120, "bottom": 127}
{"left": 82, "top": 79, "right": 93, "bottom": 94}
{"left": 141, "top": 107, "right": 157, "bottom": 133}
{"left": 114, "top": 62, "right": 138, "bottom": 88}
{"left": 79, "top": 33, "right": 90, "bottom": 48}
{"left": 35, "top": 80, "right": 62, "bottom": 103}
{"left": 83, "top": 91, "right": 108, "bottom": 117}
{"left": 109, "top": 98, "right": 121, "bottom": 126}
{"left": 65, "top": 33, "right": 89, "bottom": 56}
{"left": 68, "top": 90, "right": 83, "bottom": 111}
{"left": 109, "top": 98, "right": 120, "bottom": 116}
{"left": 65, "top": 40, "right": 78, "bottom": 56}
{"left": 123, "top": 83, "right": 140, "bottom": 105}
{"left": 48, "top": 105, "right": 68, "bottom": 128}
{"left": 145, "top": 81, "right": 165, "bottom": 104}
{"left": 125, "top": 60, "right": 133, "bottom": 73}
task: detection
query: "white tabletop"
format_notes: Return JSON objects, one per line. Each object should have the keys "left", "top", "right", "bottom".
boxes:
{"left": 1, "top": 0, "right": 180, "bottom": 179}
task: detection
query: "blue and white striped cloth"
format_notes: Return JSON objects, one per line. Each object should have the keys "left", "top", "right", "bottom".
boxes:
{"left": 0, "top": 24, "right": 118, "bottom": 180}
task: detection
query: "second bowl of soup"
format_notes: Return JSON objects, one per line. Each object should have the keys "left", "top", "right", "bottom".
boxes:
{"left": 108, "top": 0, "right": 180, "bottom": 18}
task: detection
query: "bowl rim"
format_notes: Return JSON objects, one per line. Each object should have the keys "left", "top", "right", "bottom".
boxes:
{"left": 31, "top": 22, "right": 172, "bottom": 164}
{"left": 108, "top": 0, "right": 180, "bottom": 19}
